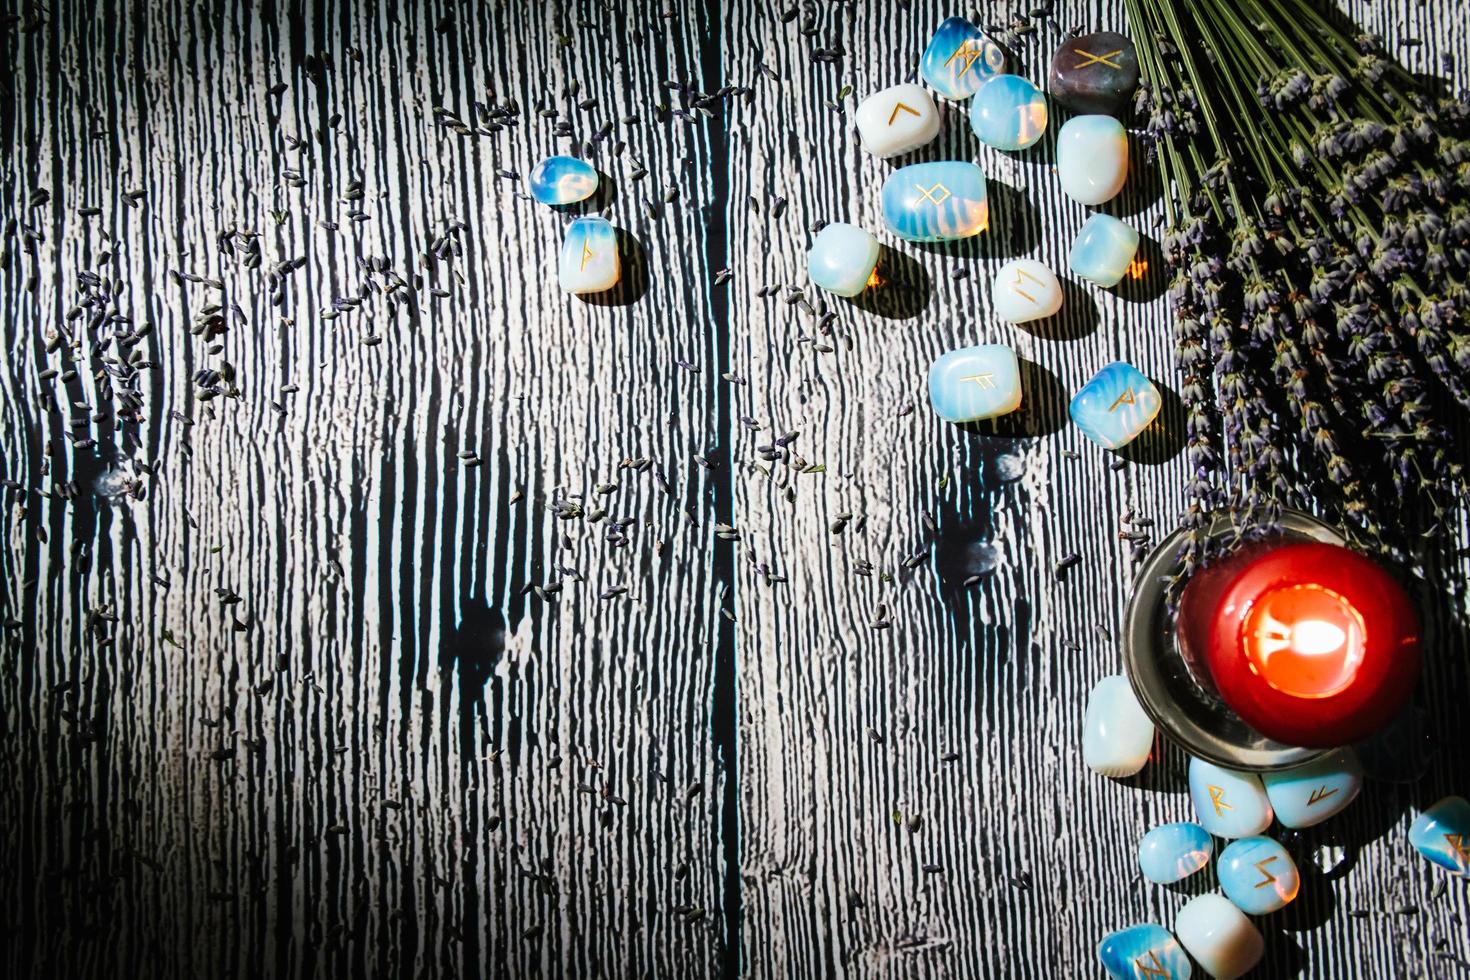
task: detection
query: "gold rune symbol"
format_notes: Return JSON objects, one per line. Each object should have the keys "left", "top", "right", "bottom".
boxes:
{"left": 1254, "top": 856, "right": 1281, "bottom": 889}
{"left": 961, "top": 373, "right": 996, "bottom": 389}
{"left": 1307, "top": 785, "right": 1340, "bottom": 806}
{"left": 580, "top": 241, "right": 594, "bottom": 270}
{"left": 1108, "top": 387, "right": 1138, "bottom": 413}
{"left": 1075, "top": 48, "right": 1125, "bottom": 70}
{"left": 1135, "top": 951, "right": 1170, "bottom": 979}
{"left": 887, "top": 101, "right": 922, "bottom": 125}
{"left": 1446, "top": 833, "right": 1470, "bottom": 868}
{"left": 917, "top": 181, "right": 951, "bottom": 206}
{"left": 1207, "top": 785, "right": 1233, "bottom": 816}
{"left": 944, "top": 40, "right": 988, "bottom": 78}
{"left": 1007, "top": 266, "right": 1046, "bottom": 304}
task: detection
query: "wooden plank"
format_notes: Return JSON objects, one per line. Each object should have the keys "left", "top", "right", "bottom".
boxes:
{"left": 724, "top": 1, "right": 1470, "bottom": 977}
{"left": 1, "top": 2, "right": 731, "bottom": 976}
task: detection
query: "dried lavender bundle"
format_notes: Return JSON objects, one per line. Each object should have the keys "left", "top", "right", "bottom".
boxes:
{"left": 1124, "top": 0, "right": 1470, "bottom": 565}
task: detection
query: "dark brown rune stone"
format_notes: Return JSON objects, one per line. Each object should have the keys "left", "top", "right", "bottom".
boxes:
{"left": 1048, "top": 31, "right": 1139, "bottom": 116}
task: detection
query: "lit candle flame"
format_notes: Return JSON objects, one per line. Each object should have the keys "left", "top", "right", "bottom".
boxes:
{"left": 1289, "top": 619, "right": 1348, "bottom": 656}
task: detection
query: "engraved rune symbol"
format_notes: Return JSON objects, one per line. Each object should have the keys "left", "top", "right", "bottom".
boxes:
{"left": 961, "top": 373, "right": 996, "bottom": 389}
{"left": 888, "top": 101, "right": 922, "bottom": 125}
{"left": 1075, "top": 48, "right": 1125, "bottom": 70}
{"left": 1254, "top": 856, "right": 1280, "bottom": 889}
{"left": 1307, "top": 785, "right": 1339, "bottom": 806}
{"left": 944, "top": 40, "right": 988, "bottom": 78}
{"left": 1207, "top": 785, "right": 1233, "bottom": 816}
{"left": 1008, "top": 266, "right": 1046, "bottom": 304}
{"left": 917, "top": 182, "right": 951, "bottom": 206}
{"left": 1446, "top": 833, "right": 1470, "bottom": 868}
{"left": 1135, "top": 951, "right": 1170, "bottom": 979}
{"left": 1107, "top": 387, "right": 1138, "bottom": 412}
{"left": 580, "top": 241, "right": 595, "bottom": 271}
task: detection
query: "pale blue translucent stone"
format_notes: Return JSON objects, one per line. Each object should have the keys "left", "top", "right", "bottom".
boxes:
{"left": 1409, "top": 796, "right": 1470, "bottom": 874}
{"left": 1261, "top": 749, "right": 1363, "bottom": 829}
{"left": 1070, "top": 213, "right": 1141, "bottom": 287}
{"left": 969, "top": 74, "right": 1048, "bottom": 151}
{"left": 1218, "top": 837, "right": 1299, "bottom": 914}
{"left": 528, "top": 155, "right": 599, "bottom": 206}
{"left": 920, "top": 17, "right": 1005, "bottom": 99}
{"left": 1174, "top": 894, "right": 1264, "bottom": 980}
{"left": 1083, "top": 675, "right": 1154, "bottom": 778}
{"left": 1138, "top": 822, "right": 1213, "bottom": 884}
{"left": 1097, "top": 924, "right": 1192, "bottom": 980}
{"left": 1057, "top": 115, "right": 1129, "bottom": 205}
{"left": 558, "top": 217, "right": 619, "bottom": 294}
{"left": 807, "top": 222, "right": 879, "bottom": 297}
{"left": 927, "top": 344, "right": 1021, "bottom": 422}
{"left": 1188, "top": 758, "right": 1274, "bottom": 839}
{"left": 1069, "top": 361, "right": 1162, "bottom": 450}
{"left": 881, "top": 162, "right": 989, "bottom": 243}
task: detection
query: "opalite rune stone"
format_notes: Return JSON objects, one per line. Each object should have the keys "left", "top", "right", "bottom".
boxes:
{"left": 855, "top": 83, "right": 941, "bottom": 158}
{"left": 1083, "top": 675, "right": 1154, "bottom": 778}
{"left": 881, "top": 162, "right": 989, "bottom": 242}
{"left": 992, "top": 259, "right": 1062, "bottom": 324}
{"left": 969, "top": 74, "right": 1048, "bottom": 151}
{"left": 528, "top": 155, "right": 599, "bottom": 206}
{"left": 928, "top": 344, "right": 1022, "bottom": 423}
{"left": 920, "top": 17, "right": 1006, "bottom": 100}
{"left": 1138, "top": 822, "right": 1213, "bottom": 884}
{"left": 1218, "top": 837, "right": 1300, "bottom": 914}
{"left": 1409, "top": 796, "right": 1470, "bottom": 874}
{"left": 1188, "top": 758, "right": 1274, "bottom": 838}
{"left": 1174, "top": 894, "right": 1264, "bottom": 980}
{"left": 1070, "top": 213, "right": 1140, "bottom": 287}
{"left": 1069, "top": 361, "right": 1161, "bottom": 450}
{"left": 1057, "top": 115, "right": 1129, "bottom": 205}
{"left": 558, "top": 217, "right": 620, "bottom": 294}
{"left": 1261, "top": 749, "right": 1363, "bottom": 829}
{"left": 807, "top": 222, "right": 880, "bottom": 298}
{"left": 1049, "top": 31, "right": 1140, "bottom": 116}
{"left": 1097, "top": 924, "right": 1192, "bottom": 980}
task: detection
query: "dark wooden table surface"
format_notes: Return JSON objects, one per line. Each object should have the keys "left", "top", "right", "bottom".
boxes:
{"left": 3, "top": 1, "right": 1468, "bottom": 976}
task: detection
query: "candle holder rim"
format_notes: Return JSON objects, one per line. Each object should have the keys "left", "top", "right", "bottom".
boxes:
{"left": 1123, "top": 508, "right": 1347, "bottom": 773}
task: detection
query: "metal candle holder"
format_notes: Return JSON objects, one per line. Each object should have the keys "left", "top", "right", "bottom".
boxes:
{"left": 1123, "top": 509, "right": 1345, "bottom": 773}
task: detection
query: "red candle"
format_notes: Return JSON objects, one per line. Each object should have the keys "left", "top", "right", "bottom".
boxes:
{"left": 1177, "top": 540, "right": 1420, "bottom": 747}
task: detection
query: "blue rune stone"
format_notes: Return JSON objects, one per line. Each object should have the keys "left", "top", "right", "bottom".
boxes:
{"left": 557, "top": 217, "right": 620, "bottom": 294}
{"left": 969, "top": 74, "right": 1048, "bottom": 151}
{"left": 920, "top": 17, "right": 1005, "bottom": 100}
{"left": 1218, "top": 837, "right": 1299, "bottom": 914}
{"left": 1187, "top": 757, "right": 1274, "bottom": 839}
{"left": 881, "top": 162, "right": 988, "bottom": 243}
{"left": 1070, "top": 213, "right": 1141, "bottom": 287}
{"left": 1138, "top": 822, "right": 1213, "bottom": 885}
{"left": 807, "top": 222, "right": 880, "bottom": 298}
{"left": 1409, "top": 796, "right": 1470, "bottom": 874}
{"left": 927, "top": 344, "right": 1022, "bottom": 423}
{"left": 1097, "top": 923, "right": 1192, "bottom": 980}
{"left": 528, "top": 155, "right": 599, "bottom": 206}
{"left": 1069, "top": 361, "right": 1162, "bottom": 450}
{"left": 1261, "top": 749, "right": 1363, "bottom": 829}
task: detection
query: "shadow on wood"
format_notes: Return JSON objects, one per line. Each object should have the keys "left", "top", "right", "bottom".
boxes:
{"left": 1117, "top": 379, "right": 1186, "bottom": 465}
{"left": 1117, "top": 232, "right": 1168, "bottom": 304}
{"left": 845, "top": 245, "right": 931, "bottom": 319}
{"left": 1014, "top": 278, "right": 1100, "bottom": 342}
